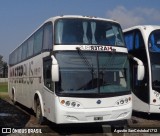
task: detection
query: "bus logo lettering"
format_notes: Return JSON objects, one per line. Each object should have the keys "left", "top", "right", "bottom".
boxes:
{"left": 80, "top": 45, "right": 115, "bottom": 52}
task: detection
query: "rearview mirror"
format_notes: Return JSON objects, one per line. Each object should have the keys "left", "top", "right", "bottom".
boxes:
{"left": 51, "top": 55, "right": 59, "bottom": 82}
{"left": 137, "top": 65, "right": 145, "bottom": 81}
{"left": 131, "top": 56, "right": 145, "bottom": 81}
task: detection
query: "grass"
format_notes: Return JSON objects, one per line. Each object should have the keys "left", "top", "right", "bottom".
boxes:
{"left": 0, "top": 82, "right": 8, "bottom": 92}
{"left": 0, "top": 82, "right": 8, "bottom": 98}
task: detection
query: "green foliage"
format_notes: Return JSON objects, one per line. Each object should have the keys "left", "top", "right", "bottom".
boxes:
{"left": 0, "top": 82, "right": 8, "bottom": 92}
{"left": 0, "top": 54, "right": 8, "bottom": 78}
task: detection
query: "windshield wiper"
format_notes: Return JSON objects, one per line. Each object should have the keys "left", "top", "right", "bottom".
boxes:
{"left": 76, "top": 47, "right": 97, "bottom": 90}
{"left": 76, "top": 47, "right": 96, "bottom": 76}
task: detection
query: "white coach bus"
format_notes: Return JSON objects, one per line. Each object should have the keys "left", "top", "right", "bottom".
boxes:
{"left": 9, "top": 15, "right": 141, "bottom": 124}
{"left": 124, "top": 25, "right": 160, "bottom": 113}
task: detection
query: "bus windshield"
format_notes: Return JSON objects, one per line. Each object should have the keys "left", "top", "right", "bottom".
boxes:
{"left": 55, "top": 18, "right": 125, "bottom": 46}
{"left": 55, "top": 51, "right": 130, "bottom": 97}
{"left": 149, "top": 30, "right": 160, "bottom": 52}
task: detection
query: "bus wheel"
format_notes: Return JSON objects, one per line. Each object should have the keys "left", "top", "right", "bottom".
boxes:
{"left": 36, "top": 98, "right": 44, "bottom": 125}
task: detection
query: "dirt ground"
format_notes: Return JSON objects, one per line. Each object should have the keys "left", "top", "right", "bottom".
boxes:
{"left": 1, "top": 94, "right": 160, "bottom": 136}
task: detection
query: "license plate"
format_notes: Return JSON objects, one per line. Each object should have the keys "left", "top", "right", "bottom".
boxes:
{"left": 94, "top": 117, "right": 103, "bottom": 121}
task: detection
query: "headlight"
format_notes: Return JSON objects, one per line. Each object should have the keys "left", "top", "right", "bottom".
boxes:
{"left": 60, "top": 99, "right": 81, "bottom": 108}
{"left": 116, "top": 97, "right": 131, "bottom": 106}
{"left": 120, "top": 100, "right": 124, "bottom": 104}
{"left": 125, "top": 98, "right": 128, "bottom": 103}
{"left": 65, "top": 101, "right": 70, "bottom": 106}
{"left": 71, "top": 102, "right": 76, "bottom": 107}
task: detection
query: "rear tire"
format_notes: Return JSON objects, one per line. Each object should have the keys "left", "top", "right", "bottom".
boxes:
{"left": 36, "top": 98, "right": 44, "bottom": 125}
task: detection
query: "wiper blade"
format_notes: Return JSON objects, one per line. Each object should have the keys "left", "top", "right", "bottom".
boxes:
{"left": 76, "top": 47, "right": 96, "bottom": 76}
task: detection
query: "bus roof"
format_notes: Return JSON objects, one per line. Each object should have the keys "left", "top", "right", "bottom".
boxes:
{"left": 45, "top": 15, "right": 119, "bottom": 24}
{"left": 123, "top": 25, "right": 160, "bottom": 33}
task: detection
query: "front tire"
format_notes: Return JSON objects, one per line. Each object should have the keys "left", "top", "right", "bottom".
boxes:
{"left": 36, "top": 98, "right": 44, "bottom": 125}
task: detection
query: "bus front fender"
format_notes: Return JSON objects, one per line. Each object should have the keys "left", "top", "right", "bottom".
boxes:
{"left": 34, "top": 91, "right": 44, "bottom": 117}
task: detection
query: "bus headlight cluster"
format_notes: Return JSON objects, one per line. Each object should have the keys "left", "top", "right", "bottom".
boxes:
{"left": 154, "top": 91, "right": 160, "bottom": 99}
{"left": 153, "top": 91, "right": 160, "bottom": 103}
{"left": 116, "top": 97, "right": 131, "bottom": 106}
{"left": 60, "top": 100, "right": 81, "bottom": 108}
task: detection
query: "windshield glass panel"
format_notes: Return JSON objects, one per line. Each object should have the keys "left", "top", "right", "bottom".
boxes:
{"left": 55, "top": 51, "right": 130, "bottom": 96}
{"left": 149, "top": 30, "right": 160, "bottom": 52}
{"left": 152, "top": 64, "right": 160, "bottom": 90}
{"left": 55, "top": 18, "right": 125, "bottom": 46}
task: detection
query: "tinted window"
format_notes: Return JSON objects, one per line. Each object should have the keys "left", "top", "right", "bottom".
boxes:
{"left": 124, "top": 32, "right": 134, "bottom": 51}
{"left": 55, "top": 18, "right": 125, "bottom": 46}
{"left": 22, "top": 42, "right": 28, "bottom": 60}
{"left": 43, "top": 23, "right": 53, "bottom": 50}
{"left": 149, "top": 30, "right": 160, "bottom": 52}
{"left": 34, "top": 28, "right": 43, "bottom": 54}
{"left": 43, "top": 58, "right": 52, "bottom": 90}
{"left": 124, "top": 29, "right": 145, "bottom": 51}
{"left": 135, "top": 30, "right": 145, "bottom": 49}
{"left": 27, "top": 36, "right": 34, "bottom": 57}
{"left": 17, "top": 46, "right": 22, "bottom": 62}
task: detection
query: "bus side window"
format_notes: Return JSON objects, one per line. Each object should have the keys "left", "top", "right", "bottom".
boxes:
{"left": 43, "top": 22, "right": 53, "bottom": 51}
{"left": 34, "top": 28, "right": 43, "bottom": 55}
{"left": 124, "top": 32, "right": 134, "bottom": 51}
{"left": 22, "top": 42, "right": 28, "bottom": 61}
{"left": 134, "top": 30, "right": 145, "bottom": 49}
{"left": 43, "top": 59, "right": 53, "bottom": 90}
{"left": 27, "top": 36, "right": 34, "bottom": 58}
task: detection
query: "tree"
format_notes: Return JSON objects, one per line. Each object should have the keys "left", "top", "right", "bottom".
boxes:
{"left": 0, "top": 54, "right": 8, "bottom": 78}
{"left": 0, "top": 55, "right": 3, "bottom": 66}
{"left": 0, "top": 55, "right": 3, "bottom": 71}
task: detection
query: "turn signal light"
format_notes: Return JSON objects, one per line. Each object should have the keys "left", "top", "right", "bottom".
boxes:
{"left": 153, "top": 99, "right": 156, "bottom": 103}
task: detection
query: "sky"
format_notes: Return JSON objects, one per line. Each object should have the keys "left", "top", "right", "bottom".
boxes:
{"left": 0, "top": 0, "right": 160, "bottom": 62}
